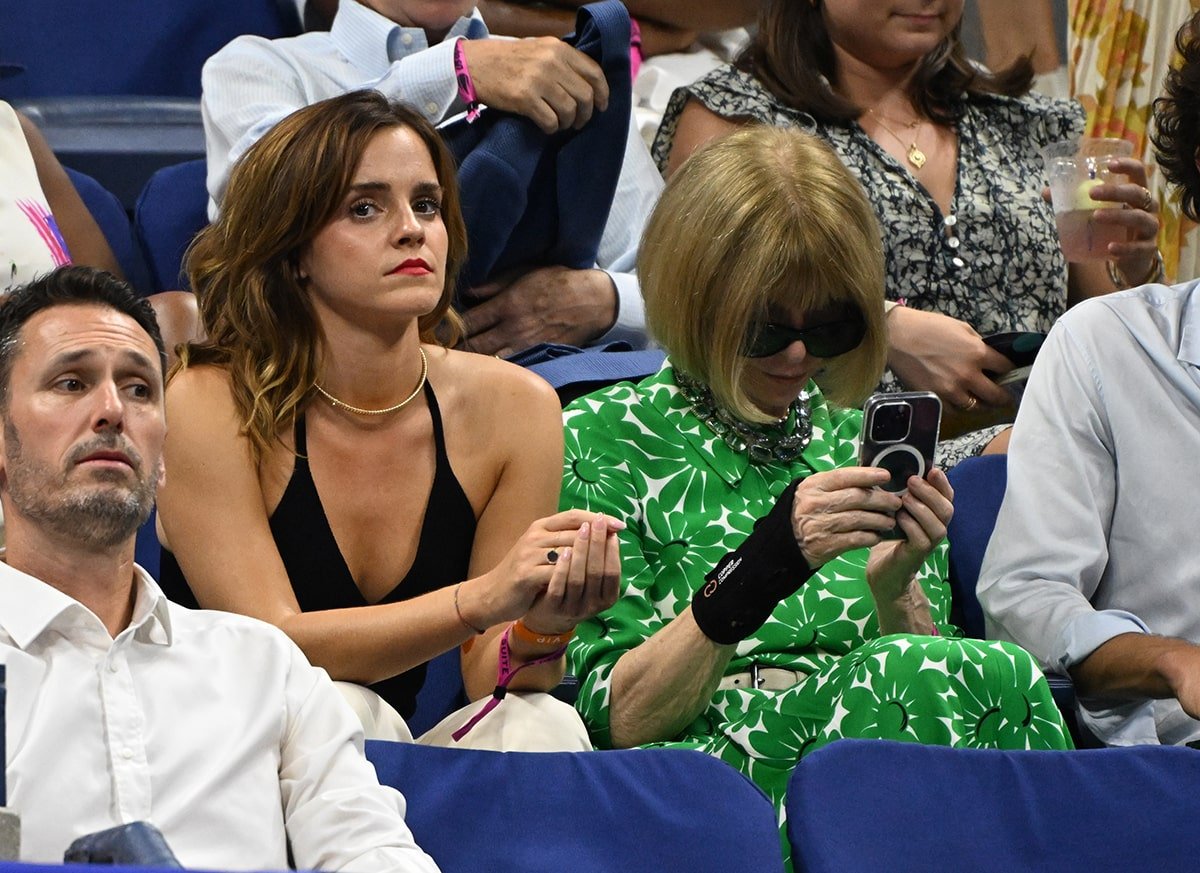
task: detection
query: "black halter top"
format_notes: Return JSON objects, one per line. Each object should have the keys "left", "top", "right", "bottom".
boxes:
{"left": 159, "top": 379, "right": 478, "bottom": 718}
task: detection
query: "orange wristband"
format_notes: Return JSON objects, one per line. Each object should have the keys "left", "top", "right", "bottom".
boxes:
{"left": 511, "top": 619, "right": 575, "bottom": 648}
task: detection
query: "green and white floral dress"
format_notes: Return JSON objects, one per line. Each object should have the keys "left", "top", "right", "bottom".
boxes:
{"left": 561, "top": 362, "right": 1072, "bottom": 820}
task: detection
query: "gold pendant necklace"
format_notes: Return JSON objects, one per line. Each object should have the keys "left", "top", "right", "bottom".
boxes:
{"left": 866, "top": 108, "right": 927, "bottom": 169}
{"left": 315, "top": 347, "right": 428, "bottom": 416}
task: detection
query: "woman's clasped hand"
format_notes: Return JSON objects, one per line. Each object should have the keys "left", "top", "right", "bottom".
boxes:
{"left": 457, "top": 511, "right": 624, "bottom": 636}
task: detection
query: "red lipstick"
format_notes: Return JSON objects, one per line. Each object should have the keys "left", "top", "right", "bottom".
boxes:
{"left": 390, "top": 258, "right": 432, "bottom": 276}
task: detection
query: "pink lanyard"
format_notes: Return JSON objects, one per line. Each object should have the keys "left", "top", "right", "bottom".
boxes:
{"left": 451, "top": 624, "right": 566, "bottom": 742}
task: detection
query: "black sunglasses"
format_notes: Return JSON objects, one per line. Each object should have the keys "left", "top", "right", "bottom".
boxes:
{"left": 743, "top": 314, "right": 867, "bottom": 359}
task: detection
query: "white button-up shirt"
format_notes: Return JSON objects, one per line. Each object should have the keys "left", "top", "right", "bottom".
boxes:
{"left": 0, "top": 560, "right": 440, "bottom": 871}
{"left": 201, "top": 0, "right": 662, "bottom": 346}
{"left": 979, "top": 280, "right": 1200, "bottom": 746}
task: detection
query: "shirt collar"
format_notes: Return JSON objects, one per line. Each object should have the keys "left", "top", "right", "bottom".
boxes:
{"left": 331, "top": 0, "right": 488, "bottom": 77}
{"left": 1177, "top": 280, "right": 1200, "bottom": 368}
{"left": 0, "top": 555, "right": 173, "bottom": 651}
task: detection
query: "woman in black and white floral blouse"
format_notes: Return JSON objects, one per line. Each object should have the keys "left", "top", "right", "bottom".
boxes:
{"left": 653, "top": 0, "right": 1162, "bottom": 465}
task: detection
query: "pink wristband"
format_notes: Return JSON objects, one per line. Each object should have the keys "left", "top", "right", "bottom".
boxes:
{"left": 453, "top": 38, "right": 482, "bottom": 123}
{"left": 629, "top": 18, "right": 643, "bottom": 82}
{"left": 450, "top": 624, "right": 566, "bottom": 741}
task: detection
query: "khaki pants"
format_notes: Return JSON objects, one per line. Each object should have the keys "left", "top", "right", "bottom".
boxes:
{"left": 335, "top": 681, "right": 592, "bottom": 752}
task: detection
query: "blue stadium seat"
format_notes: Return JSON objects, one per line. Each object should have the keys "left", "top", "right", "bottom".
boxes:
{"left": 63, "top": 167, "right": 150, "bottom": 295}
{"left": 407, "top": 648, "right": 467, "bottom": 738}
{"left": 0, "top": 1, "right": 301, "bottom": 99}
{"left": 21, "top": 99, "right": 205, "bottom": 212}
{"left": 526, "top": 346, "right": 665, "bottom": 405}
{"left": 945, "top": 454, "right": 1094, "bottom": 745}
{"left": 367, "top": 741, "right": 786, "bottom": 873}
{"left": 787, "top": 739, "right": 1200, "bottom": 873}
{"left": 134, "top": 160, "right": 209, "bottom": 293}
{"left": 945, "top": 454, "right": 1007, "bottom": 639}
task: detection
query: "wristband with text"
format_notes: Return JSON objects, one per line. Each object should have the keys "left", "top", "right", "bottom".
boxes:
{"left": 453, "top": 38, "right": 482, "bottom": 123}
{"left": 511, "top": 618, "right": 575, "bottom": 648}
{"left": 691, "top": 478, "right": 817, "bottom": 645}
{"left": 451, "top": 624, "right": 566, "bottom": 741}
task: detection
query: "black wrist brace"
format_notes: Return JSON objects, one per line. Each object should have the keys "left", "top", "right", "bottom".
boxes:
{"left": 691, "top": 478, "right": 816, "bottom": 645}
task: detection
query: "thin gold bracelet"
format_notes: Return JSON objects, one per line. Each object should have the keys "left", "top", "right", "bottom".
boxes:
{"left": 453, "top": 582, "right": 485, "bottom": 635}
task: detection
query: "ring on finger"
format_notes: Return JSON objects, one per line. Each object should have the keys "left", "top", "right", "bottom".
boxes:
{"left": 1139, "top": 187, "right": 1154, "bottom": 211}
{"left": 961, "top": 395, "right": 979, "bottom": 412}
{"left": 546, "top": 549, "right": 559, "bottom": 565}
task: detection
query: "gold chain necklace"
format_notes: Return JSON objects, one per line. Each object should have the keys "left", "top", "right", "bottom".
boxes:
{"left": 866, "top": 107, "right": 927, "bottom": 170}
{"left": 315, "top": 347, "right": 428, "bottom": 416}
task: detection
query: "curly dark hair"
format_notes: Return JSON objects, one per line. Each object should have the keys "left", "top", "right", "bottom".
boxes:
{"left": 1153, "top": 12, "right": 1200, "bottom": 222}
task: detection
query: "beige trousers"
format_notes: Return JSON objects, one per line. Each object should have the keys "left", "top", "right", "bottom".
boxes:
{"left": 335, "top": 681, "right": 592, "bottom": 752}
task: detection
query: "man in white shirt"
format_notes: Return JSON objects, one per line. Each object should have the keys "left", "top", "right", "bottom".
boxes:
{"left": 0, "top": 265, "right": 440, "bottom": 871}
{"left": 203, "top": 0, "right": 664, "bottom": 356}
{"left": 977, "top": 11, "right": 1200, "bottom": 747}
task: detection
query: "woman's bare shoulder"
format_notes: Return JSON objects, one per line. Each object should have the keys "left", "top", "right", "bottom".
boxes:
{"left": 165, "top": 362, "right": 242, "bottom": 428}
{"left": 432, "top": 347, "right": 560, "bottom": 411}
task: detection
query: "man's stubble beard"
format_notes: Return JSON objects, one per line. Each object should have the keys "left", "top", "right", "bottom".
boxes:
{"left": 3, "top": 419, "right": 160, "bottom": 550}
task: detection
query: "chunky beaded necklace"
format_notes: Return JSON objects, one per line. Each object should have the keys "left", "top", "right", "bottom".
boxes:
{"left": 675, "top": 370, "right": 812, "bottom": 465}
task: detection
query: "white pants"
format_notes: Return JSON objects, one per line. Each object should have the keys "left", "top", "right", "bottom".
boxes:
{"left": 335, "top": 681, "right": 592, "bottom": 752}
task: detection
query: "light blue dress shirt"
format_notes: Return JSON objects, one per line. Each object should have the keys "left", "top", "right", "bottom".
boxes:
{"left": 201, "top": 0, "right": 663, "bottom": 345}
{"left": 979, "top": 279, "right": 1200, "bottom": 746}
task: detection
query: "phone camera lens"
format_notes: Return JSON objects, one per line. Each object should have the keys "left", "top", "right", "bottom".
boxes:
{"left": 870, "top": 402, "right": 912, "bottom": 443}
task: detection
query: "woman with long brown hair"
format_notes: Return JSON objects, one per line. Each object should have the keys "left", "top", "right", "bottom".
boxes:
{"left": 157, "top": 90, "right": 620, "bottom": 747}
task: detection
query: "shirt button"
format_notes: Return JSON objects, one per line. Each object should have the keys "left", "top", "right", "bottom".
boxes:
{"left": 425, "top": 101, "right": 439, "bottom": 116}
{"left": 108, "top": 662, "right": 119, "bottom": 673}
{"left": 951, "top": 257, "right": 965, "bottom": 268}
{"left": 943, "top": 214, "right": 958, "bottom": 227}
{"left": 401, "top": 32, "right": 413, "bottom": 46}
{"left": 947, "top": 237, "right": 961, "bottom": 249}
{"left": 121, "top": 748, "right": 134, "bottom": 760}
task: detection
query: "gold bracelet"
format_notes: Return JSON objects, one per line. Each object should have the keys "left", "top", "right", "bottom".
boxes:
{"left": 1107, "top": 249, "right": 1165, "bottom": 288}
{"left": 454, "top": 582, "right": 485, "bottom": 635}
{"left": 511, "top": 618, "right": 575, "bottom": 648}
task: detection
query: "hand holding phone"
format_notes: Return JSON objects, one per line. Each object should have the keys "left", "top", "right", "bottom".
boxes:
{"left": 858, "top": 392, "right": 942, "bottom": 537}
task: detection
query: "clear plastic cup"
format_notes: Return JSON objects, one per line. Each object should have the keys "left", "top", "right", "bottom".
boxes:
{"left": 1042, "top": 137, "right": 1135, "bottom": 262}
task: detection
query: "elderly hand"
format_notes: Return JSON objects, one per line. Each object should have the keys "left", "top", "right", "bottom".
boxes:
{"left": 1086, "top": 156, "right": 1162, "bottom": 285}
{"left": 521, "top": 513, "right": 622, "bottom": 635}
{"left": 791, "top": 467, "right": 905, "bottom": 566}
{"left": 865, "top": 468, "right": 954, "bottom": 600}
{"left": 461, "top": 266, "right": 618, "bottom": 357}
{"left": 886, "top": 306, "right": 1015, "bottom": 412}
{"left": 461, "top": 37, "right": 609, "bottom": 133}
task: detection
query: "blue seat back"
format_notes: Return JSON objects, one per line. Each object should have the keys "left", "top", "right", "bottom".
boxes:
{"left": 0, "top": 1, "right": 300, "bottom": 99}
{"left": 63, "top": 167, "right": 150, "bottom": 295}
{"left": 787, "top": 739, "right": 1200, "bottom": 873}
{"left": 367, "top": 741, "right": 786, "bottom": 873}
{"left": 406, "top": 648, "right": 467, "bottom": 737}
{"left": 134, "top": 160, "right": 209, "bottom": 293}
{"left": 526, "top": 346, "right": 666, "bottom": 405}
{"left": 945, "top": 453, "right": 1007, "bottom": 638}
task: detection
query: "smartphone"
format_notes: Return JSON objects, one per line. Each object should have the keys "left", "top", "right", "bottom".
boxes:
{"left": 859, "top": 392, "right": 942, "bottom": 540}
{"left": 859, "top": 391, "right": 942, "bottom": 495}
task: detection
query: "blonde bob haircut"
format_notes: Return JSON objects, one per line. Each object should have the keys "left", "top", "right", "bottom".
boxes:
{"left": 640, "top": 125, "right": 887, "bottom": 423}
{"left": 180, "top": 90, "right": 467, "bottom": 461}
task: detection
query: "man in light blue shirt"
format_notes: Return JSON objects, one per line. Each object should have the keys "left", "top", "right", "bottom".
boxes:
{"left": 202, "top": 0, "right": 663, "bottom": 355}
{"left": 977, "top": 281, "right": 1200, "bottom": 746}
{"left": 978, "top": 10, "right": 1200, "bottom": 748}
